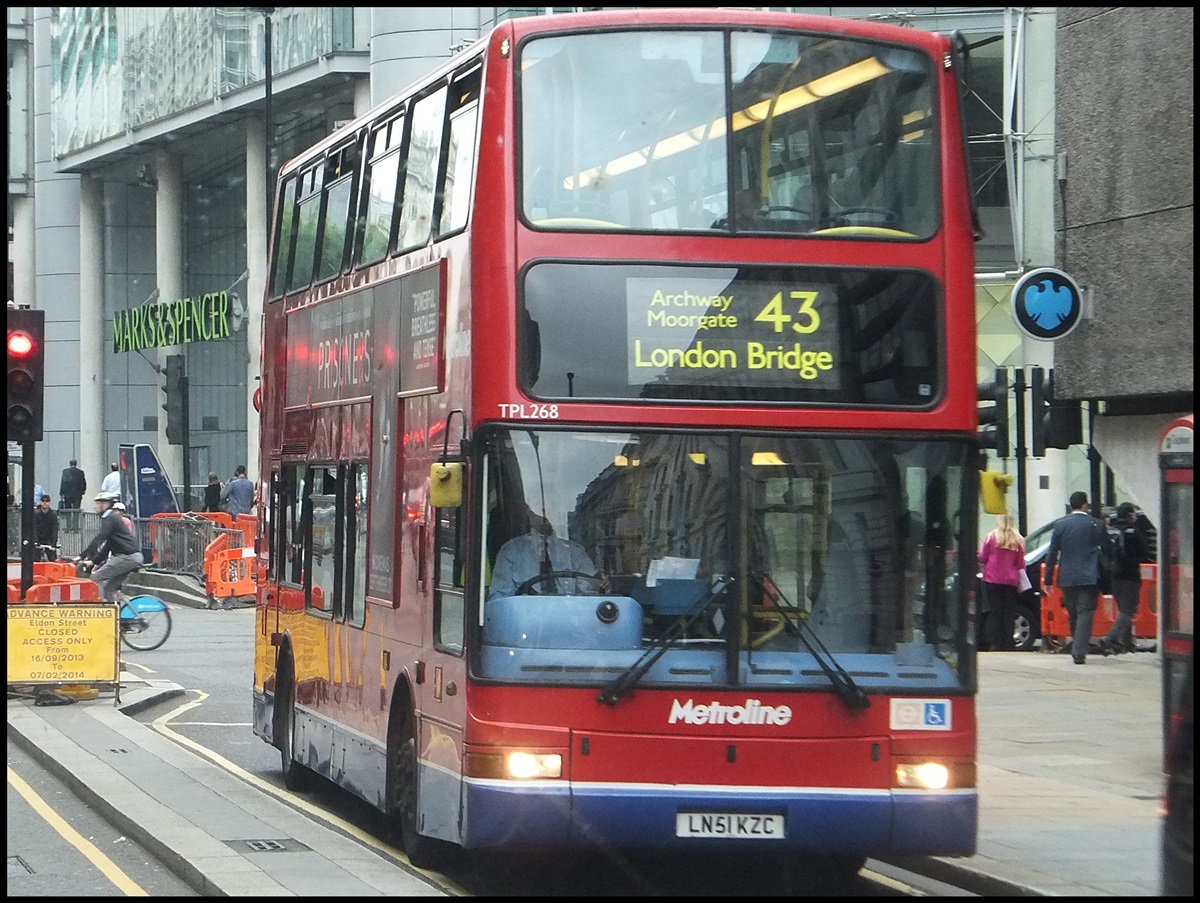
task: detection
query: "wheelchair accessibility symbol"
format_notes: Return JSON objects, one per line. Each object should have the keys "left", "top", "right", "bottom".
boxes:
{"left": 889, "top": 698, "right": 952, "bottom": 731}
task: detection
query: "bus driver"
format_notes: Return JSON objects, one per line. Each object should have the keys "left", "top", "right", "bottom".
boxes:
{"left": 489, "top": 507, "right": 606, "bottom": 598}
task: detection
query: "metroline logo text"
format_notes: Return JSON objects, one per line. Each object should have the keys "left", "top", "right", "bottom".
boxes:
{"left": 668, "top": 698, "right": 792, "bottom": 726}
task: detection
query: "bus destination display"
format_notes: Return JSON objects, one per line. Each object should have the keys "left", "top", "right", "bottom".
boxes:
{"left": 626, "top": 274, "right": 839, "bottom": 389}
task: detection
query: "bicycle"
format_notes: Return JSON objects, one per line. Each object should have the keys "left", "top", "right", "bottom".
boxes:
{"left": 70, "top": 557, "right": 173, "bottom": 651}
{"left": 117, "top": 591, "right": 173, "bottom": 651}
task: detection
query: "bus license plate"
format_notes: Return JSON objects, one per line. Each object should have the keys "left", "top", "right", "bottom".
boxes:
{"left": 676, "top": 812, "right": 785, "bottom": 839}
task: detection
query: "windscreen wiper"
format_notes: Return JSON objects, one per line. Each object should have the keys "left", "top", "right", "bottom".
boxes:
{"left": 597, "top": 575, "right": 729, "bottom": 707}
{"left": 756, "top": 573, "right": 870, "bottom": 712}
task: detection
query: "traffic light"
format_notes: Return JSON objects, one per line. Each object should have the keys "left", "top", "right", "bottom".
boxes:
{"left": 162, "top": 354, "right": 186, "bottom": 445}
{"left": 980, "top": 470, "right": 1014, "bottom": 515}
{"left": 1030, "top": 367, "right": 1083, "bottom": 456}
{"left": 7, "top": 308, "right": 46, "bottom": 444}
{"left": 977, "top": 367, "right": 1010, "bottom": 457}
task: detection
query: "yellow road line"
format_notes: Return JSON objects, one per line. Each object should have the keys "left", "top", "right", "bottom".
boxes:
{"left": 862, "top": 865, "right": 930, "bottom": 895}
{"left": 152, "top": 691, "right": 468, "bottom": 896}
{"left": 7, "top": 765, "right": 149, "bottom": 896}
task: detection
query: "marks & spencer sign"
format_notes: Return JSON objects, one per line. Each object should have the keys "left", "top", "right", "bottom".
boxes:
{"left": 112, "top": 291, "right": 232, "bottom": 353}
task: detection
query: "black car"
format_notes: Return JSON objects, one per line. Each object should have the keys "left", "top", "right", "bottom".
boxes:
{"left": 1161, "top": 648, "right": 1194, "bottom": 895}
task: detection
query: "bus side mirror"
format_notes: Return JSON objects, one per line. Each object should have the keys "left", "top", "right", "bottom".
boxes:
{"left": 430, "top": 462, "right": 464, "bottom": 509}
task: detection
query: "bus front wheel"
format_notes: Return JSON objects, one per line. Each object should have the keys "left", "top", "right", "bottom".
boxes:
{"left": 388, "top": 706, "right": 450, "bottom": 869}
{"left": 276, "top": 656, "right": 313, "bottom": 791}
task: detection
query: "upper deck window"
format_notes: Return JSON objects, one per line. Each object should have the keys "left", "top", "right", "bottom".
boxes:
{"left": 519, "top": 29, "right": 937, "bottom": 238}
{"left": 358, "top": 113, "right": 407, "bottom": 267}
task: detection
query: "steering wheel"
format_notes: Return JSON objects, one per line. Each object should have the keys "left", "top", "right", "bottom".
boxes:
{"left": 756, "top": 205, "right": 813, "bottom": 220}
{"left": 514, "top": 570, "right": 606, "bottom": 596}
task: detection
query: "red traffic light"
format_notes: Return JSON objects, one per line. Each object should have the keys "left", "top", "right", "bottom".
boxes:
{"left": 8, "top": 309, "right": 46, "bottom": 444}
{"left": 8, "top": 331, "right": 35, "bottom": 357}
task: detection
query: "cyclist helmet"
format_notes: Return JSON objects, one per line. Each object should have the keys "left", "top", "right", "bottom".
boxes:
{"left": 94, "top": 490, "right": 120, "bottom": 504}
{"left": 113, "top": 501, "right": 127, "bottom": 511}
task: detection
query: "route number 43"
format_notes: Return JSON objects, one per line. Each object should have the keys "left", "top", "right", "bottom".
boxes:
{"left": 754, "top": 291, "right": 821, "bottom": 334}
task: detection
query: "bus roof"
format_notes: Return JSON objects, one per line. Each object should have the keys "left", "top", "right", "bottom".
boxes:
{"left": 274, "top": 8, "right": 953, "bottom": 181}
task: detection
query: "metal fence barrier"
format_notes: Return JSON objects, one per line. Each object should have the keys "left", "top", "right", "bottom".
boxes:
{"left": 7, "top": 507, "right": 247, "bottom": 581}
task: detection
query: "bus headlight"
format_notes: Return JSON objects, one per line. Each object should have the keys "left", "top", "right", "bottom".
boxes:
{"left": 895, "top": 762, "right": 950, "bottom": 789}
{"left": 506, "top": 752, "right": 562, "bottom": 779}
{"left": 465, "top": 750, "right": 564, "bottom": 779}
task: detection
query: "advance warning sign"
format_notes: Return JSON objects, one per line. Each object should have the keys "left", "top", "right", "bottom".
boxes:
{"left": 7, "top": 604, "right": 119, "bottom": 684}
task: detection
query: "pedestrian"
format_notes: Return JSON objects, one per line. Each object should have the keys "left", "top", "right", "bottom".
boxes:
{"left": 978, "top": 513, "right": 1025, "bottom": 651}
{"left": 219, "top": 465, "right": 255, "bottom": 516}
{"left": 112, "top": 500, "right": 135, "bottom": 533}
{"left": 1098, "top": 502, "right": 1152, "bottom": 654}
{"left": 203, "top": 471, "right": 223, "bottom": 513}
{"left": 1044, "top": 491, "right": 1111, "bottom": 664}
{"left": 80, "top": 491, "right": 144, "bottom": 603}
{"left": 33, "top": 493, "right": 60, "bottom": 560}
{"left": 100, "top": 461, "right": 121, "bottom": 498}
{"left": 59, "top": 458, "right": 87, "bottom": 531}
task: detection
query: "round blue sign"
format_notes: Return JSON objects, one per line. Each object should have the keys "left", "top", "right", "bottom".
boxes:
{"left": 1010, "top": 267, "right": 1084, "bottom": 341}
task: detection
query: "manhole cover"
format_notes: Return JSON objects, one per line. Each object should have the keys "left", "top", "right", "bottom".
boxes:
{"left": 229, "top": 838, "right": 310, "bottom": 853}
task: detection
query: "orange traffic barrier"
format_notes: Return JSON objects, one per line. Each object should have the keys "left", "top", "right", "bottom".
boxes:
{"left": 1039, "top": 562, "right": 1158, "bottom": 646}
{"left": 24, "top": 579, "right": 100, "bottom": 603}
{"left": 234, "top": 513, "right": 258, "bottom": 548}
{"left": 200, "top": 513, "right": 258, "bottom": 600}
{"left": 33, "top": 560, "right": 76, "bottom": 581}
{"left": 8, "top": 582, "right": 20, "bottom": 604}
{"left": 206, "top": 545, "right": 256, "bottom": 600}
{"left": 204, "top": 529, "right": 232, "bottom": 560}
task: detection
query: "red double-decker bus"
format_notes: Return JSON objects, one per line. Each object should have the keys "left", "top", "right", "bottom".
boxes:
{"left": 253, "top": 9, "right": 981, "bottom": 872}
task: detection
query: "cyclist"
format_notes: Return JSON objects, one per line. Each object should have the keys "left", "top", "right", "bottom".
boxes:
{"left": 80, "top": 490, "right": 144, "bottom": 602}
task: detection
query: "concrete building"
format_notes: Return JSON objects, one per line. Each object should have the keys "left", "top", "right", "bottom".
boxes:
{"left": 7, "top": 7, "right": 1192, "bottom": 525}
{"left": 1049, "top": 7, "right": 1193, "bottom": 526}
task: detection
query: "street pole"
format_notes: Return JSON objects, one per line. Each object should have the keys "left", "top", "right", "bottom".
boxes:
{"left": 182, "top": 370, "right": 191, "bottom": 510}
{"left": 1013, "top": 367, "right": 1028, "bottom": 536}
{"left": 264, "top": 11, "right": 272, "bottom": 226}
{"left": 249, "top": 7, "right": 275, "bottom": 227}
{"left": 20, "top": 442, "right": 34, "bottom": 595}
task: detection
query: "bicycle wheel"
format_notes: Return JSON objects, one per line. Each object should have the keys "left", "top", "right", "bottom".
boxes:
{"left": 120, "top": 602, "right": 172, "bottom": 651}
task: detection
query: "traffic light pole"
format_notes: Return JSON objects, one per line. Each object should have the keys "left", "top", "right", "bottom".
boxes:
{"left": 162, "top": 353, "right": 192, "bottom": 509}
{"left": 182, "top": 373, "right": 191, "bottom": 510}
{"left": 1013, "top": 367, "right": 1028, "bottom": 536}
{"left": 19, "top": 442, "right": 34, "bottom": 595}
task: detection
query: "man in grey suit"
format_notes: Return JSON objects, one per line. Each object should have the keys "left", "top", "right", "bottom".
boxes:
{"left": 1044, "top": 491, "right": 1111, "bottom": 664}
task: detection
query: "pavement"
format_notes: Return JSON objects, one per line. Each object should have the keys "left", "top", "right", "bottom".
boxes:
{"left": 883, "top": 648, "right": 1165, "bottom": 897}
{"left": 8, "top": 578, "right": 1167, "bottom": 896}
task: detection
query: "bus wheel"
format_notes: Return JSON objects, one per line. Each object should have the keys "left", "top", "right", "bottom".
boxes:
{"left": 388, "top": 707, "right": 449, "bottom": 869}
{"left": 276, "top": 656, "right": 313, "bottom": 791}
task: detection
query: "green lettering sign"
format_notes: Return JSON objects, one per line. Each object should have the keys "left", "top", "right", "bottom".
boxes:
{"left": 112, "top": 291, "right": 233, "bottom": 353}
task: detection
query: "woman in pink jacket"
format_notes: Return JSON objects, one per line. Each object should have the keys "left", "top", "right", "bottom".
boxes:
{"left": 978, "top": 513, "right": 1026, "bottom": 650}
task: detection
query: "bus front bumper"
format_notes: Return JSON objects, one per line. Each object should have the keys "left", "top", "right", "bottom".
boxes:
{"left": 459, "top": 778, "right": 977, "bottom": 854}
